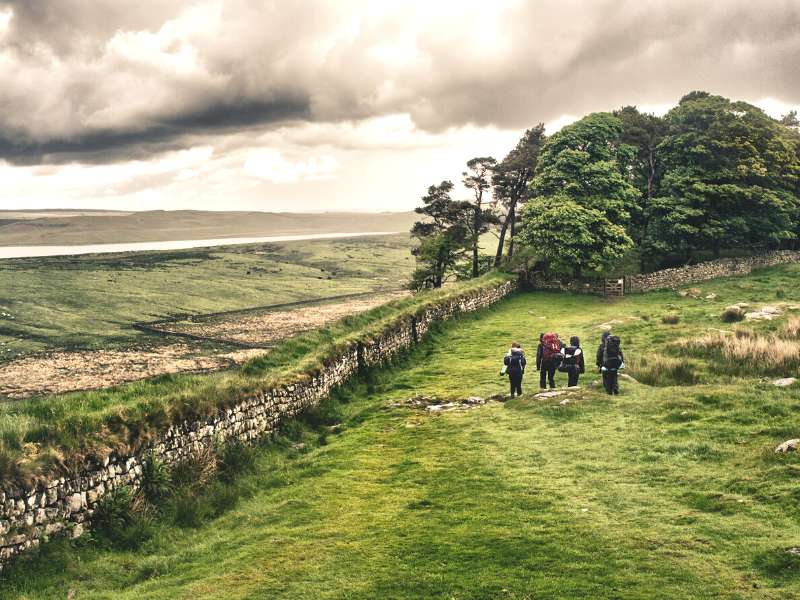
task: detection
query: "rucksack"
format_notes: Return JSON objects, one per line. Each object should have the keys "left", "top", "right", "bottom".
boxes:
{"left": 603, "top": 335, "right": 622, "bottom": 369}
{"left": 542, "top": 333, "right": 562, "bottom": 364}
{"left": 508, "top": 353, "right": 524, "bottom": 371}
{"left": 559, "top": 346, "right": 578, "bottom": 372}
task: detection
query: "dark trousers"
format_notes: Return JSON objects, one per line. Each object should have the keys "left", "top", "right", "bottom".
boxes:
{"left": 540, "top": 361, "right": 557, "bottom": 389}
{"left": 567, "top": 367, "right": 580, "bottom": 387}
{"left": 602, "top": 369, "right": 619, "bottom": 394}
{"left": 509, "top": 372, "right": 523, "bottom": 397}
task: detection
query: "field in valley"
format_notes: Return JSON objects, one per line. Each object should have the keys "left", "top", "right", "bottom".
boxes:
{"left": 0, "top": 234, "right": 414, "bottom": 398}
{"left": 4, "top": 265, "right": 800, "bottom": 598}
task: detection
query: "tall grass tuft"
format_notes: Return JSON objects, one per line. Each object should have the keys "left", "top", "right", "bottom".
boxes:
{"left": 661, "top": 313, "right": 680, "bottom": 325}
{"left": 783, "top": 317, "right": 800, "bottom": 340}
{"left": 721, "top": 306, "right": 746, "bottom": 323}
{"left": 675, "top": 328, "right": 800, "bottom": 375}
{"left": 626, "top": 354, "right": 699, "bottom": 386}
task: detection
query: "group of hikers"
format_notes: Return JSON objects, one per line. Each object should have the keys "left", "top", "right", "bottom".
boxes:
{"left": 502, "top": 331, "right": 624, "bottom": 398}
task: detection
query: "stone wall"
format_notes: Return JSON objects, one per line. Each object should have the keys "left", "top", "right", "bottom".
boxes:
{"left": 522, "top": 274, "right": 606, "bottom": 295}
{"left": 0, "top": 279, "right": 517, "bottom": 572}
{"left": 625, "top": 250, "right": 800, "bottom": 293}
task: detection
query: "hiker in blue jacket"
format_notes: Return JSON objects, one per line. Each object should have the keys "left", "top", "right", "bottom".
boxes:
{"left": 561, "top": 336, "right": 585, "bottom": 387}
{"left": 503, "top": 342, "right": 527, "bottom": 398}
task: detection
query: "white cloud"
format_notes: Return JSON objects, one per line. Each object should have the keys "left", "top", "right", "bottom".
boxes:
{"left": 243, "top": 150, "right": 338, "bottom": 183}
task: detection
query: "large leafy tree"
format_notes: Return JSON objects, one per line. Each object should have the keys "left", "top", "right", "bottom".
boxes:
{"left": 614, "top": 106, "right": 667, "bottom": 246}
{"left": 462, "top": 157, "right": 500, "bottom": 277}
{"left": 645, "top": 92, "right": 800, "bottom": 260}
{"left": 410, "top": 181, "right": 471, "bottom": 289}
{"left": 516, "top": 197, "right": 633, "bottom": 277}
{"left": 530, "top": 112, "right": 640, "bottom": 228}
{"left": 492, "top": 124, "right": 546, "bottom": 266}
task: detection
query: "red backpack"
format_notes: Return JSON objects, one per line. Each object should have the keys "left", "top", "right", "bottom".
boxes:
{"left": 542, "top": 333, "right": 561, "bottom": 361}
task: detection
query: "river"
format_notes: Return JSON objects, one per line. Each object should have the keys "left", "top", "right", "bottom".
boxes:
{"left": 0, "top": 231, "right": 400, "bottom": 259}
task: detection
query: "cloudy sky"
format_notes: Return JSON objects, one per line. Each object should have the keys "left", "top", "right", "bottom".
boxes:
{"left": 0, "top": 0, "right": 798, "bottom": 213}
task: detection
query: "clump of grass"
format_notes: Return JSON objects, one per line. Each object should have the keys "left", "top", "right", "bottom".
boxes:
{"left": 661, "top": 313, "right": 680, "bottom": 325}
{"left": 721, "top": 306, "right": 746, "bottom": 323}
{"left": 140, "top": 453, "right": 172, "bottom": 505}
{"left": 626, "top": 354, "right": 699, "bottom": 386}
{"left": 675, "top": 330, "right": 800, "bottom": 375}
{"left": 218, "top": 440, "right": 258, "bottom": 483}
{"left": 776, "top": 288, "right": 787, "bottom": 299}
{"left": 92, "top": 486, "right": 153, "bottom": 550}
{"left": 783, "top": 316, "right": 800, "bottom": 340}
{"left": 171, "top": 444, "right": 218, "bottom": 491}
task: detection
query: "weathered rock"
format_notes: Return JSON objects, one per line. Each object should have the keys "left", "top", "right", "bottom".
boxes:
{"left": 775, "top": 439, "right": 800, "bottom": 453}
{"left": 535, "top": 390, "right": 566, "bottom": 399}
{"left": 705, "top": 293, "right": 717, "bottom": 300}
{"left": 772, "top": 377, "right": 797, "bottom": 387}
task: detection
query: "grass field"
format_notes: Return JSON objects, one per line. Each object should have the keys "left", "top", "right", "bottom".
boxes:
{"left": 3, "top": 265, "right": 800, "bottom": 598}
{"left": 0, "top": 210, "right": 416, "bottom": 246}
{"left": 0, "top": 234, "right": 414, "bottom": 359}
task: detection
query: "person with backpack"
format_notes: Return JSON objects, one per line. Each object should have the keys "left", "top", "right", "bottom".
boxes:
{"left": 539, "top": 332, "right": 563, "bottom": 390}
{"left": 597, "top": 332, "right": 624, "bottom": 394}
{"left": 503, "top": 342, "right": 527, "bottom": 398}
{"left": 560, "top": 336, "right": 585, "bottom": 387}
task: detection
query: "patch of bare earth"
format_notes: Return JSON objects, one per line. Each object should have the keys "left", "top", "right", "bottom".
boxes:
{"left": 0, "top": 345, "right": 267, "bottom": 400}
{"left": 158, "top": 291, "right": 410, "bottom": 346}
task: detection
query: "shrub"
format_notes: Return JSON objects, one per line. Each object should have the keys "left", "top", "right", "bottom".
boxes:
{"left": 721, "top": 306, "right": 746, "bottom": 323}
{"left": 140, "top": 453, "right": 172, "bottom": 505}
{"left": 661, "top": 313, "right": 680, "bottom": 325}
{"left": 172, "top": 494, "right": 211, "bottom": 529}
{"left": 776, "top": 288, "right": 787, "bottom": 299}
{"left": 92, "top": 486, "right": 153, "bottom": 549}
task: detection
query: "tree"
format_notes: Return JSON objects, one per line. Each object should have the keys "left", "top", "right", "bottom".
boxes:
{"left": 780, "top": 110, "right": 799, "bottom": 130}
{"left": 410, "top": 181, "right": 471, "bottom": 289}
{"left": 516, "top": 197, "right": 633, "bottom": 277}
{"left": 645, "top": 92, "right": 800, "bottom": 261}
{"left": 492, "top": 124, "right": 546, "bottom": 266}
{"left": 462, "top": 157, "right": 499, "bottom": 277}
{"left": 613, "top": 106, "right": 667, "bottom": 247}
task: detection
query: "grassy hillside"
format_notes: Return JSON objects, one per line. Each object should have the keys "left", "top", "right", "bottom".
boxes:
{"left": 0, "top": 234, "right": 414, "bottom": 358}
{"left": 0, "top": 210, "right": 416, "bottom": 246}
{"left": 3, "top": 265, "right": 800, "bottom": 598}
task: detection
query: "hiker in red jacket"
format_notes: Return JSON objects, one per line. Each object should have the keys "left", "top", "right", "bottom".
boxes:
{"left": 539, "top": 332, "right": 563, "bottom": 389}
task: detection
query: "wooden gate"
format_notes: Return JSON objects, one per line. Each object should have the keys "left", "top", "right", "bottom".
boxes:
{"left": 604, "top": 278, "right": 624, "bottom": 297}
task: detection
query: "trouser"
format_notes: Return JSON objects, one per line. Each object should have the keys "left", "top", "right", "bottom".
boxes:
{"left": 567, "top": 367, "right": 580, "bottom": 387}
{"left": 509, "top": 372, "right": 523, "bottom": 397}
{"left": 540, "top": 362, "right": 557, "bottom": 389}
{"left": 602, "top": 369, "right": 619, "bottom": 394}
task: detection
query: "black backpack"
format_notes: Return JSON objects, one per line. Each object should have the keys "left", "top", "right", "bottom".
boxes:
{"left": 603, "top": 336, "right": 622, "bottom": 369}
{"left": 559, "top": 346, "right": 578, "bottom": 372}
{"left": 507, "top": 352, "right": 524, "bottom": 372}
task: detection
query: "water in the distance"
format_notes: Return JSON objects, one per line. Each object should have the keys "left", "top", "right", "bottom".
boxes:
{"left": 0, "top": 231, "right": 399, "bottom": 259}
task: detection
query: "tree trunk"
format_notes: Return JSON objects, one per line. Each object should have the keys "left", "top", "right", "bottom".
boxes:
{"left": 472, "top": 204, "right": 480, "bottom": 278}
{"left": 494, "top": 211, "right": 510, "bottom": 267}
{"left": 507, "top": 203, "right": 517, "bottom": 260}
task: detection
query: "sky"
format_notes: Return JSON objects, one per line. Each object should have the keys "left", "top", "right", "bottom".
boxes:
{"left": 0, "top": 0, "right": 799, "bottom": 213}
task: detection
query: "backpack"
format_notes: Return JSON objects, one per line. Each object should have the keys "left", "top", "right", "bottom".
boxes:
{"left": 542, "top": 333, "right": 562, "bottom": 365}
{"left": 603, "top": 335, "right": 622, "bottom": 369}
{"left": 559, "top": 346, "right": 578, "bottom": 372}
{"left": 508, "top": 353, "right": 524, "bottom": 372}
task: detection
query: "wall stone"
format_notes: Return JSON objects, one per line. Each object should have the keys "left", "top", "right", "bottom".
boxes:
{"left": 0, "top": 279, "right": 517, "bottom": 573}
{"left": 625, "top": 250, "right": 800, "bottom": 293}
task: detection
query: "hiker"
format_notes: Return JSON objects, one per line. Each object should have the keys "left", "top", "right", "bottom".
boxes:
{"left": 503, "top": 342, "right": 527, "bottom": 398}
{"left": 535, "top": 333, "right": 544, "bottom": 372}
{"left": 539, "top": 332, "right": 562, "bottom": 389}
{"left": 561, "top": 336, "right": 585, "bottom": 387}
{"left": 597, "top": 332, "right": 624, "bottom": 394}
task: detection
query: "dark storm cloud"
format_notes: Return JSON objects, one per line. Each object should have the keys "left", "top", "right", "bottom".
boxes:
{"left": 0, "top": 0, "right": 798, "bottom": 164}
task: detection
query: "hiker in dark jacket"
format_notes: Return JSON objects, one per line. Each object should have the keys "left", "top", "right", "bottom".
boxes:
{"left": 596, "top": 331, "right": 610, "bottom": 372}
{"left": 503, "top": 342, "right": 527, "bottom": 398}
{"left": 562, "top": 336, "right": 585, "bottom": 387}
{"left": 597, "top": 332, "right": 624, "bottom": 394}
{"left": 539, "top": 332, "right": 562, "bottom": 390}
{"left": 535, "top": 333, "right": 544, "bottom": 371}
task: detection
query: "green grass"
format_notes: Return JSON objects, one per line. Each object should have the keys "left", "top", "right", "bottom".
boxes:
{"left": 0, "top": 234, "right": 415, "bottom": 358}
{"left": 0, "top": 272, "right": 514, "bottom": 484}
{"left": 3, "top": 265, "right": 800, "bottom": 598}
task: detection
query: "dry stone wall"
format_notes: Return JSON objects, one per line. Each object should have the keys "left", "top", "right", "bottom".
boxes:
{"left": 625, "top": 250, "right": 800, "bottom": 293}
{"left": 0, "top": 279, "right": 517, "bottom": 572}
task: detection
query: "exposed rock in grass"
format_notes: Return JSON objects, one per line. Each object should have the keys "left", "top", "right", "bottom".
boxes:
{"left": 534, "top": 390, "right": 566, "bottom": 398}
{"left": 391, "top": 395, "right": 488, "bottom": 413}
{"left": 705, "top": 293, "right": 717, "bottom": 300}
{"left": 775, "top": 439, "right": 800, "bottom": 453}
{"left": 746, "top": 305, "right": 783, "bottom": 321}
{"left": 772, "top": 377, "right": 797, "bottom": 387}
{"left": 619, "top": 373, "right": 639, "bottom": 383}
{"left": 678, "top": 288, "right": 703, "bottom": 298}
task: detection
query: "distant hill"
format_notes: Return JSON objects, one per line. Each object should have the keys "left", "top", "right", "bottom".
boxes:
{"left": 0, "top": 210, "right": 417, "bottom": 246}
